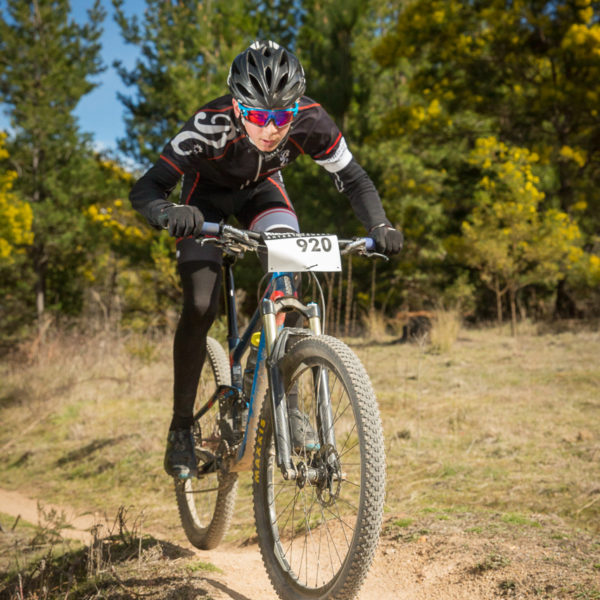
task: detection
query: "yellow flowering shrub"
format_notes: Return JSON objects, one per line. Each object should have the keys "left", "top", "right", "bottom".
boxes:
{"left": 461, "top": 137, "right": 586, "bottom": 322}
{"left": 0, "top": 133, "right": 33, "bottom": 263}
{"left": 86, "top": 199, "right": 151, "bottom": 244}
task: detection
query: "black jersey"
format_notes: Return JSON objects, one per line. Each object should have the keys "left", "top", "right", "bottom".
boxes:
{"left": 130, "top": 95, "right": 390, "bottom": 231}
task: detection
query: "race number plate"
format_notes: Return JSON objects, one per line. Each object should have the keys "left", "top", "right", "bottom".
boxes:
{"left": 264, "top": 233, "right": 342, "bottom": 272}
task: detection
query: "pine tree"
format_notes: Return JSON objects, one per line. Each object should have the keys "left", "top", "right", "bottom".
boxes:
{"left": 112, "top": 0, "right": 261, "bottom": 166}
{"left": 0, "top": 0, "right": 106, "bottom": 324}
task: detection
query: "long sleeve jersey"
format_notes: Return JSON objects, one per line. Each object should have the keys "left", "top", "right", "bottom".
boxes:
{"left": 130, "top": 94, "right": 391, "bottom": 231}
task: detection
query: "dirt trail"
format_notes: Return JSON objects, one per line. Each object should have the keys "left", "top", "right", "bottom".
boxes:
{"left": 0, "top": 488, "right": 401, "bottom": 600}
{"left": 2, "top": 487, "right": 598, "bottom": 600}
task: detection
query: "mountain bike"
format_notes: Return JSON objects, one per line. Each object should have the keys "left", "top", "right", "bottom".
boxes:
{"left": 173, "top": 222, "right": 386, "bottom": 600}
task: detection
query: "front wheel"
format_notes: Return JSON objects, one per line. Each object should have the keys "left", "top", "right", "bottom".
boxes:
{"left": 253, "top": 335, "right": 386, "bottom": 600}
{"left": 175, "top": 336, "right": 238, "bottom": 550}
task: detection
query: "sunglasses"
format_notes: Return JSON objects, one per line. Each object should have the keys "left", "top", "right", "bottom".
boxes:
{"left": 237, "top": 101, "right": 299, "bottom": 127}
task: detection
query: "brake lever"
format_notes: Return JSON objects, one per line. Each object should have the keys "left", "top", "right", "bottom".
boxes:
{"left": 197, "top": 237, "right": 221, "bottom": 247}
{"left": 361, "top": 250, "right": 389, "bottom": 261}
{"left": 222, "top": 224, "right": 260, "bottom": 247}
{"left": 340, "top": 239, "right": 365, "bottom": 255}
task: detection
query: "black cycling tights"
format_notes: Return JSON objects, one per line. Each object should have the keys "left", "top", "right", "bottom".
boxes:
{"left": 171, "top": 260, "right": 222, "bottom": 431}
{"left": 170, "top": 259, "right": 302, "bottom": 431}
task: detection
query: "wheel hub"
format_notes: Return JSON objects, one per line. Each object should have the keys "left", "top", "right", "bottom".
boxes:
{"left": 294, "top": 444, "right": 342, "bottom": 505}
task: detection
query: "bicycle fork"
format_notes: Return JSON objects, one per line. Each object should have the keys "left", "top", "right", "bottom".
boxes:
{"left": 262, "top": 298, "right": 337, "bottom": 482}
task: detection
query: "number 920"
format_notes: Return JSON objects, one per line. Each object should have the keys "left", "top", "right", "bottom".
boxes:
{"left": 296, "top": 237, "right": 332, "bottom": 253}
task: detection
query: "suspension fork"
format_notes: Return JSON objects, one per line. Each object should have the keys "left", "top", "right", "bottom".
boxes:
{"left": 263, "top": 296, "right": 336, "bottom": 480}
{"left": 261, "top": 297, "right": 295, "bottom": 480}
{"left": 307, "top": 303, "right": 336, "bottom": 449}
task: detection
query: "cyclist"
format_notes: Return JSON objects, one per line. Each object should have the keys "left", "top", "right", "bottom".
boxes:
{"left": 130, "top": 40, "right": 403, "bottom": 479}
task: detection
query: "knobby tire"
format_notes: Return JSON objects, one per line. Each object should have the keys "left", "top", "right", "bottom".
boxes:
{"left": 175, "top": 336, "right": 239, "bottom": 550}
{"left": 253, "top": 335, "right": 386, "bottom": 600}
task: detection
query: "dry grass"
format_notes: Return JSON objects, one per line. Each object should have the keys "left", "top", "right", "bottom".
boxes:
{"left": 1, "top": 320, "right": 599, "bottom": 553}
{"left": 0, "top": 507, "right": 214, "bottom": 599}
{"left": 429, "top": 308, "right": 461, "bottom": 353}
{"left": 354, "top": 322, "right": 600, "bottom": 534}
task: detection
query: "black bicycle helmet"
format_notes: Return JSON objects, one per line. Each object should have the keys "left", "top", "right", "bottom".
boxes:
{"left": 228, "top": 40, "right": 306, "bottom": 109}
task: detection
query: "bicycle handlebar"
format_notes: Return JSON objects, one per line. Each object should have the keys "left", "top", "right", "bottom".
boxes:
{"left": 159, "top": 215, "right": 381, "bottom": 257}
{"left": 198, "top": 221, "right": 378, "bottom": 256}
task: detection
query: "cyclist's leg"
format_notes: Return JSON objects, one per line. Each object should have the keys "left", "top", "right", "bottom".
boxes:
{"left": 166, "top": 185, "right": 228, "bottom": 478}
{"left": 236, "top": 171, "right": 299, "bottom": 235}
{"left": 236, "top": 172, "right": 303, "bottom": 328}
{"left": 172, "top": 251, "right": 223, "bottom": 429}
{"left": 170, "top": 182, "right": 239, "bottom": 431}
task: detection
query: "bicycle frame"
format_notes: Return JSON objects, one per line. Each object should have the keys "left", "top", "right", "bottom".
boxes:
{"left": 174, "top": 224, "right": 386, "bottom": 594}
{"left": 217, "top": 255, "right": 331, "bottom": 479}
{"left": 188, "top": 224, "right": 380, "bottom": 481}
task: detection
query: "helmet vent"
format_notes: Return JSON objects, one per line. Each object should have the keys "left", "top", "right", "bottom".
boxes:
{"left": 249, "top": 74, "right": 262, "bottom": 95}
{"left": 265, "top": 66, "right": 272, "bottom": 87}
{"left": 277, "top": 73, "right": 288, "bottom": 93}
{"left": 237, "top": 84, "right": 251, "bottom": 98}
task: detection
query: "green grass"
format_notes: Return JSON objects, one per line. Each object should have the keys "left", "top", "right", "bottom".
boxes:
{"left": 501, "top": 512, "right": 542, "bottom": 527}
{"left": 392, "top": 517, "right": 413, "bottom": 528}
{"left": 186, "top": 560, "right": 223, "bottom": 574}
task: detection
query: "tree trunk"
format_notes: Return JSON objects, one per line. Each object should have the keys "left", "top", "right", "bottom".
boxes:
{"left": 495, "top": 276, "right": 503, "bottom": 324}
{"left": 32, "top": 245, "right": 47, "bottom": 328}
{"left": 370, "top": 261, "right": 376, "bottom": 315}
{"left": 324, "top": 272, "right": 334, "bottom": 333}
{"left": 335, "top": 272, "right": 343, "bottom": 335}
{"left": 509, "top": 287, "right": 517, "bottom": 336}
{"left": 554, "top": 278, "right": 577, "bottom": 318}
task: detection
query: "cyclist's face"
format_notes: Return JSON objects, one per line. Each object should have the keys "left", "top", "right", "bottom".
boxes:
{"left": 233, "top": 99, "right": 291, "bottom": 153}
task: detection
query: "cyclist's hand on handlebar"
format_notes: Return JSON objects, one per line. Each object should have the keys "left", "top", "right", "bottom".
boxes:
{"left": 369, "top": 224, "right": 403, "bottom": 255}
{"left": 161, "top": 204, "right": 205, "bottom": 238}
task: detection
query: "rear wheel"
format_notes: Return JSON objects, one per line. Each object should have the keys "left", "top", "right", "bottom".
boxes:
{"left": 175, "top": 336, "right": 238, "bottom": 550}
{"left": 253, "top": 335, "right": 385, "bottom": 599}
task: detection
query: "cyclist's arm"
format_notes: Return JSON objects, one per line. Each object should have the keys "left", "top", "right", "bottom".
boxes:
{"left": 130, "top": 160, "right": 182, "bottom": 229}
{"left": 306, "top": 109, "right": 392, "bottom": 231}
{"left": 129, "top": 109, "right": 205, "bottom": 229}
{"left": 328, "top": 158, "right": 391, "bottom": 231}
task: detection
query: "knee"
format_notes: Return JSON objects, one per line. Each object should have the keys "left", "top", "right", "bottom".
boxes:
{"left": 183, "top": 293, "right": 218, "bottom": 323}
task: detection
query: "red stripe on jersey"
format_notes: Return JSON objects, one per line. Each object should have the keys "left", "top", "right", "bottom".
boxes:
{"left": 159, "top": 154, "right": 184, "bottom": 175}
{"left": 288, "top": 137, "right": 304, "bottom": 154}
{"left": 194, "top": 106, "right": 232, "bottom": 114}
{"left": 206, "top": 135, "right": 245, "bottom": 161}
{"left": 185, "top": 172, "right": 200, "bottom": 205}
{"left": 299, "top": 103, "right": 320, "bottom": 111}
{"left": 267, "top": 176, "right": 292, "bottom": 210}
{"left": 313, "top": 132, "right": 342, "bottom": 159}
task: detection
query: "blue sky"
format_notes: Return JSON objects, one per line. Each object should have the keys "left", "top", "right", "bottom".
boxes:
{"left": 0, "top": 0, "right": 146, "bottom": 156}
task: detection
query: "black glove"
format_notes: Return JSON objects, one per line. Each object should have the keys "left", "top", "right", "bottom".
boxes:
{"left": 160, "top": 204, "right": 205, "bottom": 238}
{"left": 369, "top": 224, "right": 403, "bottom": 255}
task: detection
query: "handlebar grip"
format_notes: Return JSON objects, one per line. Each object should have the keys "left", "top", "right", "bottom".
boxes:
{"left": 365, "top": 237, "right": 375, "bottom": 251}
